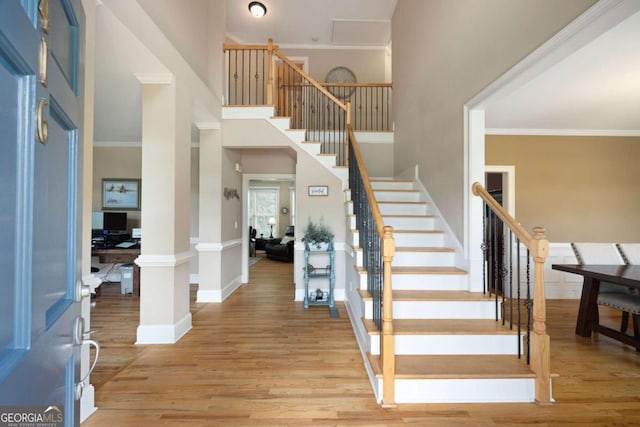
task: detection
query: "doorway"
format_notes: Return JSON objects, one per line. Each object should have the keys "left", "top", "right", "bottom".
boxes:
{"left": 484, "top": 167, "right": 515, "bottom": 296}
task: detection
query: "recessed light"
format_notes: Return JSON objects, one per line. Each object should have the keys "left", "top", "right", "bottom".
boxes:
{"left": 248, "top": 2, "right": 267, "bottom": 18}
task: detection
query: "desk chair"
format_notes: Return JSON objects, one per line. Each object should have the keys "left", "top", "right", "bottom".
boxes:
{"left": 571, "top": 242, "right": 640, "bottom": 335}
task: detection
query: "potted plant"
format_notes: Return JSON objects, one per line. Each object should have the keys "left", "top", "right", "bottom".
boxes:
{"left": 302, "top": 219, "right": 334, "bottom": 250}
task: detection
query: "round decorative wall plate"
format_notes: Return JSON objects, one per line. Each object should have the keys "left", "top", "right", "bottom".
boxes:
{"left": 281, "top": 207, "right": 289, "bottom": 214}
{"left": 325, "top": 66, "right": 357, "bottom": 98}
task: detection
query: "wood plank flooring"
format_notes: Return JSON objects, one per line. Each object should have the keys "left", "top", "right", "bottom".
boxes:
{"left": 83, "top": 257, "right": 640, "bottom": 426}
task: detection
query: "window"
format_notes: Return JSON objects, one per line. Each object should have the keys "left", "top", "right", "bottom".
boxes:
{"left": 248, "top": 187, "right": 279, "bottom": 238}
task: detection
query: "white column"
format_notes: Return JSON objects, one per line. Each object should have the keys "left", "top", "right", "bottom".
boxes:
{"left": 467, "top": 108, "right": 486, "bottom": 293}
{"left": 135, "top": 74, "right": 192, "bottom": 344}
{"left": 195, "top": 126, "right": 223, "bottom": 302}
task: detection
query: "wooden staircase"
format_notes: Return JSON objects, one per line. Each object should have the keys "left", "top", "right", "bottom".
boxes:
{"left": 346, "top": 179, "right": 538, "bottom": 404}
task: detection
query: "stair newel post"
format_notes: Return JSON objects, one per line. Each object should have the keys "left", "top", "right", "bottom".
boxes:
{"left": 267, "top": 38, "right": 274, "bottom": 106}
{"left": 345, "top": 102, "right": 352, "bottom": 167}
{"left": 529, "top": 226, "right": 551, "bottom": 404}
{"left": 381, "top": 225, "right": 396, "bottom": 408}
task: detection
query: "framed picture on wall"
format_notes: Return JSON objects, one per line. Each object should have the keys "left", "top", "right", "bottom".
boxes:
{"left": 308, "top": 185, "right": 328, "bottom": 196}
{"left": 102, "top": 178, "right": 141, "bottom": 210}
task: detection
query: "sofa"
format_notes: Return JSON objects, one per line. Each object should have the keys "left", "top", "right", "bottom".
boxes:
{"left": 266, "top": 226, "right": 294, "bottom": 262}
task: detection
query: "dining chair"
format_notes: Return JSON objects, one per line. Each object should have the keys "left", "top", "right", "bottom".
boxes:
{"left": 616, "top": 243, "right": 640, "bottom": 265}
{"left": 571, "top": 242, "right": 640, "bottom": 334}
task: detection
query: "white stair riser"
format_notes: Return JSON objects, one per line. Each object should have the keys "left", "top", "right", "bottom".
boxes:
{"left": 269, "top": 117, "right": 291, "bottom": 131}
{"left": 393, "top": 232, "right": 444, "bottom": 247}
{"left": 364, "top": 300, "right": 497, "bottom": 320}
{"left": 355, "top": 250, "right": 455, "bottom": 267}
{"left": 371, "top": 181, "right": 415, "bottom": 191}
{"left": 391, "top": 378, "right": 536, "bottom": 404}
{"left": 286, "top": 130, "right": 306, "bottom": 143}
{"left": 369, "top": 334, "right": 522, "bottom": 356}
{"left": 317, "top": 155, "right": 337, "bottom": 169}
{"left": 393, "top": 251, "right": 456, "bottom": 267}
{"left": 383, "top": 216, "right": 435, "bottom": 230}
{"left": 395, "top": 334, "right": 523, "bottom": 355}
{"left": 358, "top": 272, "right": 468, "bottom": 291}
{"left": 378, "top": 203, "right": 428, "bottom": 215}
{"left": 300, "top": 142, "right": 321, "bottom": 156}
{"left": 374, "top": 191, "right": 421, "bottom": 202}
{"left": 222, "top": 106, "right": 273, "bottom": 119}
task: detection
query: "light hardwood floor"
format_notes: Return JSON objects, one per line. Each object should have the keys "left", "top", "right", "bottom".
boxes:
{"left": 83, "top": 257, "right": 640, "bottom": 426}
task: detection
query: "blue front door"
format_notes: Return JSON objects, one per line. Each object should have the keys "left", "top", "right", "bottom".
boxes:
{"left": 0, "top": 1, "right": 85, "bottom": 425}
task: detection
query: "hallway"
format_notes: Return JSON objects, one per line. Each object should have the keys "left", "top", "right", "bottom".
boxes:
{"left": 83, "top": 258, "right": 640, "bottom": 426}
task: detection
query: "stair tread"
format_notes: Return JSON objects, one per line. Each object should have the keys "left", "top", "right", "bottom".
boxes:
{"left": 395, "top": 246, "right": 455, "bottom": 253}
{"left": 358, "top": 289, "right": 491, "bottom": 301}
{"left": 356, "top": 266, "right": 467, "bottom": 275}
{"left": 371, "top": 179, "right": 414, "bottom": 183}
{"left": 374, "top": 189, "right": 420, "bottom": 193}
{"left": 382, "top": 214, "right": 435, "bottom": 218}
{"left": 393, "top": 290, "right": 491, "bottom": 301}
{"left": 368, "top": 354, "right": 534, "bottom": 379}
{"left": 362, "top": 318, "right": 519, "bottom": 335}
{"left": 392, "top": 229, "right": 444, "bottom": 234}
{"left": 378, "top": 201, "right": 427, "bottom": 205}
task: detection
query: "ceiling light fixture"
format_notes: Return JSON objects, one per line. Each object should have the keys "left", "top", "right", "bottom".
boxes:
{"left": 248, "top": 1, "right": 267, "bottom": 18}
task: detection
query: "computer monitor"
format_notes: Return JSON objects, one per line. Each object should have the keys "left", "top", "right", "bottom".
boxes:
{"left": 103, "top": 212, "right": 127, "bottom": 233}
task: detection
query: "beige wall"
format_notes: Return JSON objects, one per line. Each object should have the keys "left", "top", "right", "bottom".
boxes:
{"left": 92, "top": 146, "right": 142, "bottom": 230}
{"left": 487, "top": 135, "right": 640, "bottom": 242}
{"left": 392, "top": 0, "right": 596, "bottom": 242}
{"left": 138, "top": 0, "right": 225, "bottom": 92}
{"left": 280, "top": 48, "right": 386, "bottom": 83}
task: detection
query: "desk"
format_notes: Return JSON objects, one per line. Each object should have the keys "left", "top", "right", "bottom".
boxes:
{"left": 552, "top": 264, "right": 640, "bottom": 348}
{"left": 92, "top": 248, "right": 141, "bottom": 296}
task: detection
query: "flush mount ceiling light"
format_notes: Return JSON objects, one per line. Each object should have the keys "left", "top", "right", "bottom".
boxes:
{"left": 248, "top": 1, "right": 267, "bottom": 17}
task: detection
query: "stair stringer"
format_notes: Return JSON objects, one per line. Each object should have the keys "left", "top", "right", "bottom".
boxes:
{"left": 221, "top": 106, "right": 348, "bottom": 187}
{"left": 343, "top": 179, "right": 540, "bottom": 405}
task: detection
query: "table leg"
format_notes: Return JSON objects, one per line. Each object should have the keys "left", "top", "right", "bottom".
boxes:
{"left": 576, "top": 277, "right": 600, "bottom": 337}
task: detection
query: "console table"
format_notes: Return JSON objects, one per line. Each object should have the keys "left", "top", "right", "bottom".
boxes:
{"left": 92, "top": 248, "right": 141, "bottom": 296}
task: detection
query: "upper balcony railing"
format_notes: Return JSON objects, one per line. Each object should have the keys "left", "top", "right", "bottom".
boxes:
{"left": 224, "top": 40, "right": 392, "bottom": 167}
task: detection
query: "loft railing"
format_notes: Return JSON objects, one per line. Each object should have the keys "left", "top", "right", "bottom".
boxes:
{"left": 223, "top": 40, "right": 393, "bottom": 165}
{"left": 348, "top": 125, "right": 396, "bottom": 407}
{"left": 322, "top": 83, "right": 392, "bottom": 132}
{"left": 472, "top": 182, "right": 551, "bottom": 404}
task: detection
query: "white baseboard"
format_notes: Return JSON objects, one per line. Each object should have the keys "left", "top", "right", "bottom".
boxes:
{"left": 136, "top": 312, "right": 193, "bottom": 344}
{"left": 80, "top": 383, "right": 97, "bottom": 422}
{"left": 197, "top": 289, "right": 221, "bottom": 303}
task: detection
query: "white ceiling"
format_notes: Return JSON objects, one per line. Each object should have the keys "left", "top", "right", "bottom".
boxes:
{"left": 485, "top": 8, "right": 640, "bottom": 136}
{"left": 225, "top": 0, "right": 396, "bottom": 48}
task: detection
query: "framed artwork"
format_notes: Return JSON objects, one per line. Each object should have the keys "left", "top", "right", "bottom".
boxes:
{"left": 308, "top": 185, "right": 329, "bottom": 196}
{"left": 102, "top": 178, "right": 141, "bottom": 210}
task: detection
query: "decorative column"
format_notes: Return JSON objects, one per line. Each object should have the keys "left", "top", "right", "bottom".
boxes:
{"left": 195, "top": 126, "right": 224, "bottom": 302}
{"left": 135, "top": 73, "right": 192, "bottom": 344}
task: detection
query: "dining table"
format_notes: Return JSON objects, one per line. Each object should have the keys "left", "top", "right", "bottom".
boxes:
{"left": 551, "top": 264, "right": 640, "bottom": 349}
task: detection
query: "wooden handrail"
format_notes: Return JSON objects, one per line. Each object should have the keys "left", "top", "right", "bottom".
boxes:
{"left": 321, "top": 82, "right": 393, "bottom": 88}
{"left": 472, "top": 182, "right": 532, "bottom": 247}
{"left": 348, "top": 125, "right": 384, "bottom": 237}
{"left": 223, "top": 43, "right": 273, "bottom": 51}
{"left": 472, "top": 181, "right": 551, "bottom": 404}
{"left": 273, "top": 50, "right": 347, "bottom": 111}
